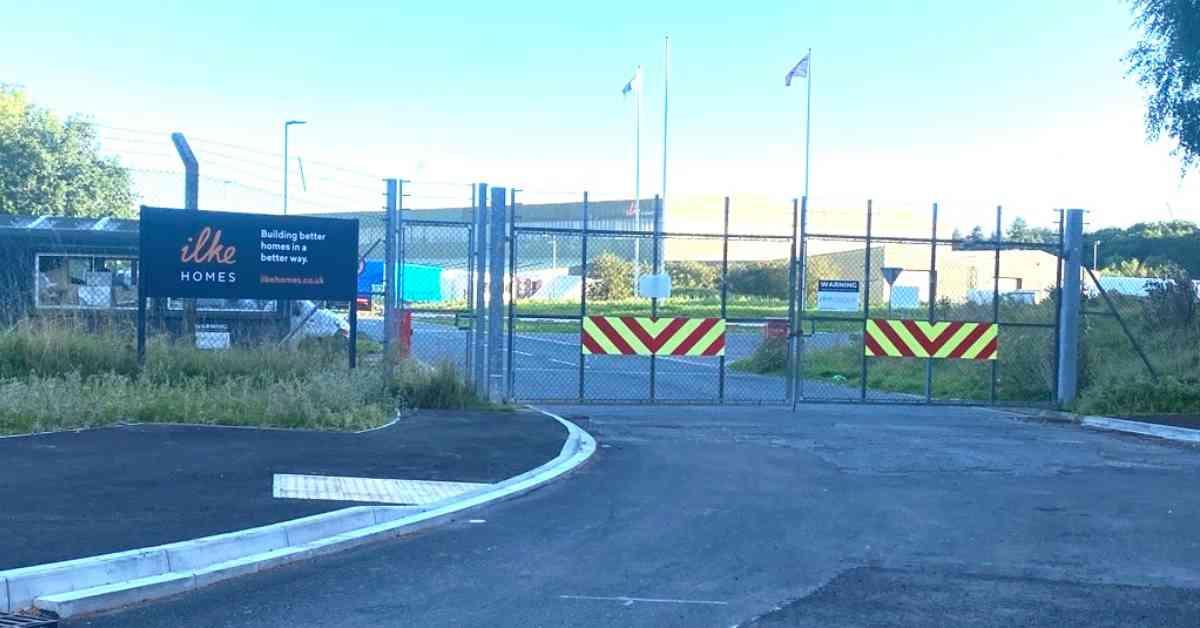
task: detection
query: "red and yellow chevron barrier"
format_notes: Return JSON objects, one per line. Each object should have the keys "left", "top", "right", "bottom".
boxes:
{"left": 581, "top": 316, "right": 726, "bottom": 356}
{"left": 864, "top": 319, "right": 998, "bottom": 360}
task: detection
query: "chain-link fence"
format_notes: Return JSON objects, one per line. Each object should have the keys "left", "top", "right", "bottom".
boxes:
{"left": 507, "top": 193, "right": 798, "bottom": 404}
{"left": 797, "top": 201, "right": 1061, "bottom": 406}
{"left": 0, "top": 211, "right": 368, "bottom": 366}
{"left": 1079, "top": 265, "right": 1200, "bottom": 413}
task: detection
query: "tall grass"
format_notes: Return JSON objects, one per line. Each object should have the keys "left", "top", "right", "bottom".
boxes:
{"left": 0, "top": 318, "right": 482, "bottom": 436}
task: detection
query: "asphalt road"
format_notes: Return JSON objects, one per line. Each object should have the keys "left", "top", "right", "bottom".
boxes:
{"left": 74, "top": 404, "right": 1200, "bottom": 627}
{"left": 0, "top": 410, "right": 563, "bottom": 570}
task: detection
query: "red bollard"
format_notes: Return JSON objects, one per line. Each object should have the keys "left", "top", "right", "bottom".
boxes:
{"left": 391, "top": 309, "right": 413, "bottom": 359}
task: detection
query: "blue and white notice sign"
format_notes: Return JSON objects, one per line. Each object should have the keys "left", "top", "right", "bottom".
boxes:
{"left": 816, "top": 279, "right": 860, "bottom": 311}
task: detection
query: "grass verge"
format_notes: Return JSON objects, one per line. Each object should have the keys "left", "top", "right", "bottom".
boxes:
{"left": 0, "top": 319, "right": 484, "bottom": 436}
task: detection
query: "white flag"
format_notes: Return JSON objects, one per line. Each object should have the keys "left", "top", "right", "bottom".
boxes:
{"left": 622, "top": 66, "right": 643, "bottom": 96}
{"left": 785, "top": 54, "right": 810, "bottom": 86}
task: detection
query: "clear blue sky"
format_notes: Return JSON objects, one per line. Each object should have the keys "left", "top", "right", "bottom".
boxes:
{"left": 1, "top": 0, "right": 1195, "bottom": 228}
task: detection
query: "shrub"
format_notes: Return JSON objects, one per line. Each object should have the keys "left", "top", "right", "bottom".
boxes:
{"left": 727, "top": 260, "right": 790, "bottom": 299}
{"left": 390, "top": 360, "right": 480, "bottom": 410}
{"left": 730, "top": 336, "right": 788, "bottom": 374}
{"left": 666, "top": 260, "right": 720, "bottom": 290}
{"left": 588, "top": 252, "right": 635, "bottom": 300}
{"left": 1076, "top": 375, "right": 1200, "bottom": 415}
{"left": 1143, "top": 264, "right": 1198, "bottom": 329}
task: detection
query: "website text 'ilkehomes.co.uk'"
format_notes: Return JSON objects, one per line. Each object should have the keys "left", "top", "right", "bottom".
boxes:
{"left": 260, "top": 274, "right": 325, "bottom": 286}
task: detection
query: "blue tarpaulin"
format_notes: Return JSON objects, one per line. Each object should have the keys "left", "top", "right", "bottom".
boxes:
{"left": 357, "top": 261, "right": 442, "bottom": 302}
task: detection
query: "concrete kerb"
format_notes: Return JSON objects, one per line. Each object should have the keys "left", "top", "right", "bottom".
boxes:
{"left": 1082, "top": 416, "right": 1200, "bottom": 444}
{"left": 0, "top": 408, "right": 595, "bottom": 618}
{"left": 987, "top": 407, "right": 1200, "bottom": 445}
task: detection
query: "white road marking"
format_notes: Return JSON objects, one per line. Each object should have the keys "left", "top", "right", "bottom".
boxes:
{"left": 513, "top": 350, "right": 534, "bottom": 356}
{"left": 515, "top": 333, "right": 574, "bottom": 347}
{"left": 558, "top": 594, "right": 728, "bottom": 606}
{"left": 273, "top": 474, "right": 489, "bottom": 505}
{"left": 549, "top": 358, "right": 577, "bottom": 367}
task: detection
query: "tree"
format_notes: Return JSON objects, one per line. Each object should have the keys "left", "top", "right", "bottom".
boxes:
{"left": 587, "top": 253, "right": 634, "bottom": 300}
{"left": 665, "top": 260, "right": 719, "bottom": 290}
{"left": 1087, "top": 220, "right": 1200, "bottom": 275}
{"left": 1007, "top": 216, "right": 1031, "bottom": 241}
{"left": 1103, "top": 257, "right": 1171, "bottom": 277}
{"left": 1006, "top": 216, "right": 1058, "bottom": 244}
{"left": 0, "top": 84, "right": 134, "bottom": 217}
{"left": 968, "top": 225, "right": 985, "bottom": 241}
{"left": 1126, "top": 0, "right": 1200, "bottom": 171}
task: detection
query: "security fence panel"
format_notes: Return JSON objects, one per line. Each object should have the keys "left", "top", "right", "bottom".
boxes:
{"left": 502, "top": 196, "right": 1065, "bottom": 407}
{"left": 721, "top": 234, "right": 795, "bottom": 403}
{"left": 797, "top": 201, "right": 1062, "bottom": 407}
{"left": 399, "top": 220, "right": 475, "bottom": 373}
{"left": 580, "top": 232, "right": 655, "bottom": 402}
{"left": 796, "top": 238, "right": 869, "bottom": 401}
{"left": 508, "top": 227, "right": 584, "bottom": 401}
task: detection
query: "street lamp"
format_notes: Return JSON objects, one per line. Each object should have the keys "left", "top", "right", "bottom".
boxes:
{"left": 283, "top": 120, "right": 307, "bottom": 214}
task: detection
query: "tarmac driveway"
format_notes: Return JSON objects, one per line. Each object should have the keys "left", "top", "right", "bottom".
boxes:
{"left": 73, "top": 403, "right": 1200, "bottom": 627}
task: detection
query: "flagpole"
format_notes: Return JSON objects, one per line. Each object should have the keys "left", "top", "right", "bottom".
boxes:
{"left": 634, "top": 65, "right": 642, "bottom": 282}
{"left": 659, "top": 35, "right": 670, "bottom": 274}
{"left": 803, "top": 48, "right": 812, "bottom": 201}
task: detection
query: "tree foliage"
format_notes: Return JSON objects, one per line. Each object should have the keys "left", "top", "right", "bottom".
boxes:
{"left": 665, "top": 260, "right": 719, "bottom": 290}
{"left": 1006, "top": 217, "right": 1058, "bottom": 244}
{"left": 1088, "top": 220, "right": 1200, "bottom": 275}
{"left": 0, "top": 85, "right": 134, "bottom": 217}
{"left": 727, "top": 260, "right": 790, "bottom": 299}
{"left": 1125, "top": 0, "right": 1200, "bottom": 170}
{"left": 587, "top": 252, "right": 634, "bottom": 300}
{"left": 1143, "top": 263, "right": 1198, "bottom": 327}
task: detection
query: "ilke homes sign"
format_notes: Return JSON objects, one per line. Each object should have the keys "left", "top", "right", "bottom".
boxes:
{"left": 139, "top": 207, "right": 358, "bottom": 301}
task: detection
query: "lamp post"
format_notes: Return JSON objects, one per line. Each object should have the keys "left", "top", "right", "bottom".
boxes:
{"left": 1093, "top": 239, "right": 1101, "bottom": 270}
{"left": 283, "top": 120, "right": 307, "bottom": 214}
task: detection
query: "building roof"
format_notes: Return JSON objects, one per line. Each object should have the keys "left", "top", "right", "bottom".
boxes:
{"left": 0, "top": 214, "right": 138, "bottom": 232}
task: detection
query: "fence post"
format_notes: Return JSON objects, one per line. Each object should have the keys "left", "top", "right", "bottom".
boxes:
{"left": 785, "top": 197, "right": 798, "bottom": 402}
{"left": 649, "top": 194, "right": 662, "bottom": 401}
{"left": 991, "top": 205, "right": 1002, "bottom": 403}
{"left": 383, "top": 179, "right": 398, "bottom": 363}
{"left": 579, "top": 192, "right": 589, "bottom": 401}
{"left": 860, "top": 200, "right": 873, "bottom": 401}
{"left": 926, "top": 202, "right": 938, "bottom": 402}
{"left": 488, "top": 187, "right": 508, "bottom": 400}
{"left": 719, "top": 197, "right": 731, "bottom": 402}
{"left": 1057, "top": 208, "right": 1084, "bottom": 407}
{"left": 792, "top": 195, "right": 809, "bottom": 409}
{"left": 171, "top": 132, "right": 199, "bottom": 342}
{"left": 506, "top": 189, "right": 518, "bottom": 401}
{"left": 472, "top": 183, "right": 489, "bottom": 396}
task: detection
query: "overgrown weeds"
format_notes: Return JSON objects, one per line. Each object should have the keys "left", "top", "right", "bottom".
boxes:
{"left": 0, "top": 318, "right": 482, "bottom": 435}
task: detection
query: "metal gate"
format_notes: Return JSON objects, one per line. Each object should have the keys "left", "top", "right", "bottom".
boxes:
{"left": 504, "top": 195, "right": 1063, "bottom": 407}
{"left": 397, "top": 218, "right": 476, "bottom": 373}
{"left": 794, "top": 200, "right": 1063, "bottom": 407}
{"left": 508, "top": 196, "right": 800, "bottom": 405}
